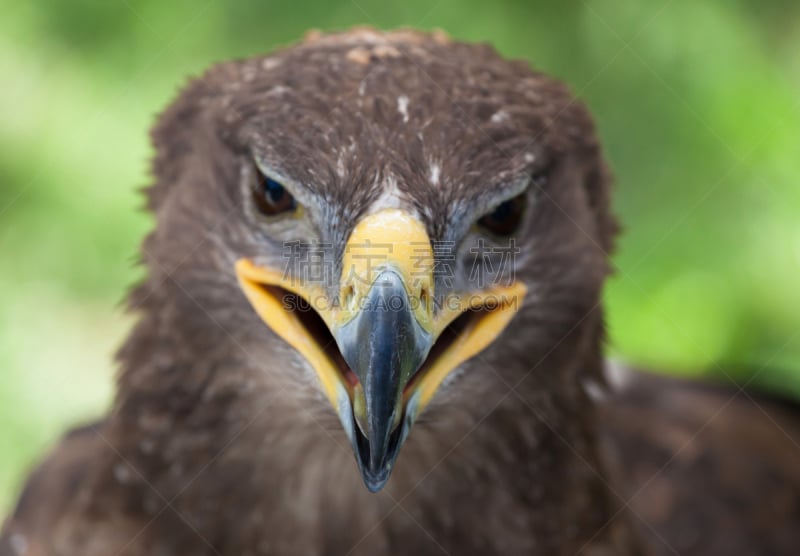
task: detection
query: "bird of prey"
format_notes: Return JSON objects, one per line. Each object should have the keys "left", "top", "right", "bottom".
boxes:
{"left": 2, "top": 28, "right": 799, "bottom": 556}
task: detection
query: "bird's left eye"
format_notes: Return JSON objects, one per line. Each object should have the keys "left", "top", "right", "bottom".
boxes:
{"left": 252, "top": 165, "right": 297, "bottom": 216}
{"left": 477, "top": 193, "right": 527, "bottom": 236}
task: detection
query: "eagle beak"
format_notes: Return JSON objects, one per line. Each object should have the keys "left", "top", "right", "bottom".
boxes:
{"left": 235, "top": 209, "right": 526, "bottom": 492}
{"left": 330, "top": 211, "right": 436, "bottom": 489}
{"left": 334, "top": 268, "right": 432, "bottom": 489}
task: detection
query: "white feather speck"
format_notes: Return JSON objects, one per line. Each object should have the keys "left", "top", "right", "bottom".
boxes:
{"left": 429, "top": 163, "right": 441, "bottom": 186}
{"left": 261, "top": 58, "right": 282, "bottom": 70}
{"left": 397, "top": 95, "right": 409, "bottom": 123}
{"left": 581, "top": 378, "right": 607, "bottom": 402}
{"left": 336, "top": 154, "right": 345, "bottom": 178}
{"left": 490, "top": 110, "right": 509, "bottom": 123}
{"left": 266, "top": 85, "right": 291, "bottom": 97}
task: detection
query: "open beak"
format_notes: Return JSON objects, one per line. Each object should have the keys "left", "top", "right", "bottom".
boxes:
{"left": 236, "top": 209, "right": 526, "bottom": 491}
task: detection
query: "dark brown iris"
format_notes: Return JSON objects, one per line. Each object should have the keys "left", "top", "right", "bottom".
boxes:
{"left": 477, "top": 193, "right": 526, "bottom": 236}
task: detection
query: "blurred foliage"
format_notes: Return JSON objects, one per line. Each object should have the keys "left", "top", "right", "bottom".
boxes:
{"left": 1, "top": 0, "right": 799, "bottom": 512}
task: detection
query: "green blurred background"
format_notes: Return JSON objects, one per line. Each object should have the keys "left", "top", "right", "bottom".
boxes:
{"left": 1, "top": 0, "right": 798, "bottom": 512}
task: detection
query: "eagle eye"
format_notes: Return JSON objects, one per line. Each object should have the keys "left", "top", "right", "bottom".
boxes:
{"left": 477, "top": 193, "right": 526, "bottom": 236}
{"left": 251, "top": 164, "right": 297, "bottom": 216}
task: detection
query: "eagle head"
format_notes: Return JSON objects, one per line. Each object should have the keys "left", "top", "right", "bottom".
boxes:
{"left": 138, "top": 28, "right": 614, "bottom": 492}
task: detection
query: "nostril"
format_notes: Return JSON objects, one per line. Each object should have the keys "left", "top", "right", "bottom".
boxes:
{"left": 341, "top": 284, "right": 355, "bottom": 309}
{"left": 419, "top": 285, "right": 431, "bottom": 314}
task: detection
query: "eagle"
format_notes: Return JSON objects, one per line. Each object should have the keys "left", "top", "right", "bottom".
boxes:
{"left": 2, "top": 28, "right": 799, "bottom": 556}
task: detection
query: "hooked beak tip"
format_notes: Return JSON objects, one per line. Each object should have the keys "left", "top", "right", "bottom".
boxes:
{"left": 364, "top": 474, "right": 390, "bottom": 493}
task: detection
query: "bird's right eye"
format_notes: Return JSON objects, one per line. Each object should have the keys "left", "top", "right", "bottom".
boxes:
{"left": 251, "top": 164, "right": 297, "bottom": 216}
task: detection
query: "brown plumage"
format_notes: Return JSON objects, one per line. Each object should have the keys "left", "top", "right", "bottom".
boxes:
{"left": 1, "top": 28, "right": 798, "bottom": 556}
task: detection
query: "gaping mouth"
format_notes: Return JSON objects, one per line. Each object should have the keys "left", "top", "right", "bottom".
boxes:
{"left": 235, "top": 209, "right": 526, "bottom": 491}
{"left": 259, "top": 286, "right": 507, "bottom": 398}
{"left": 256, "top": 282, "right": 522, "bottom": 482}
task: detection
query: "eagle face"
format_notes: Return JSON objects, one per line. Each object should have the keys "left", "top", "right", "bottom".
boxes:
{"left": 148, "top": 29, "right": 612, "bottom": 492}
